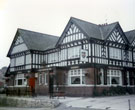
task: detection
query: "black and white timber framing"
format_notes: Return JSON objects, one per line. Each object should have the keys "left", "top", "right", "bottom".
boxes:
{"left": 5, "top": 17, "right": 135, "bottom": 96}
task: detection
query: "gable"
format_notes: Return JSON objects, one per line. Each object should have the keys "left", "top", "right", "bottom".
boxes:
{"left": 56, "top": 18, "right": 89, "bottom": 46}
{"left": 62, "top": 23, "right": 86, "bottom": 44}
{"left": 106, "top": 25, "right": 128, "bottom": 44}
{"left": 11, "top": 36, "right": 28, "bottom": 54}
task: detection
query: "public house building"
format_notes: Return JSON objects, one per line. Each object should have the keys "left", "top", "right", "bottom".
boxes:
{"left": 5, "top": 17, "right": 135, "bottom": 96}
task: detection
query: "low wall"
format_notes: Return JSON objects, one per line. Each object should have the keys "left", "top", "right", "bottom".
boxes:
{"left": 0, "top": 96, "right": 60, "bottom": 108}
{"left": 65, "top": 86, "right": 94, "bottom": 97}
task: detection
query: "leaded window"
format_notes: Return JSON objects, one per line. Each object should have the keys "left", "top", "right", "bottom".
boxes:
{"left": 15, "top": 74, "right": 27, "bottom": 86}
{"left": 107, "top": 69, "right": 122, "bottom": 85}
{"left": 68, "top": 69, "right": 85, "bottom": 85}
{"left": 109, "top": 47, "right": 121, "bottom": 59}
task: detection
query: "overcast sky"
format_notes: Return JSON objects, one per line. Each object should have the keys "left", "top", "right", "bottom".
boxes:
{"left": 0, "top": 0, "right": 135, "bottom": 68}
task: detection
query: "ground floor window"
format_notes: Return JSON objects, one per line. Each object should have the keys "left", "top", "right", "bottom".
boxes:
{"left": 107, "top": 69, "right": 122, "bottom": 86}
{"left": 68, "top": 69, "right": 85, "bottom": 85}
{"left": 39, "top": 72, "right": 47, "bottom": 85}
{"left": 127, "top": 71, "right": 130, "bottom": 86}
{"left": 99, "top": 69, "right": 104, "bottom": 85}
{"left": 15, "top": 74, "right": 26, "bottom": 86}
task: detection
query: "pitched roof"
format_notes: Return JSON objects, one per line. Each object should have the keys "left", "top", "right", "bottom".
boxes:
{"left": 18, "top": 29, "right": 59, "bottom": 51}
{"left": 99, "top": 22, "right": 118, "bottom": 39}
{"left": 125, "top": 30, "right": 135, "bottom": 43}
{"left": 21, "top": 29, "right": 59, "bottom": 50}
{"left": 71, "top": 17, "right": 102, "bottom": 39}
{"left": 71, "top": 17, "right": 118, "bottom": 40}
{"left": 7, "top": 29, "right": 59, "bottom": 56}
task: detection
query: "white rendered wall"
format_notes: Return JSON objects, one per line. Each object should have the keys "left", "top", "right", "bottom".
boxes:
{"left": 16, "top": 56, "right": 25, "bottom": 66}
{"left": 11, "top": 43, "right": 28, "bottom": 54}
{"left": 11, "top": 36, "right": 28, "bottom": 54}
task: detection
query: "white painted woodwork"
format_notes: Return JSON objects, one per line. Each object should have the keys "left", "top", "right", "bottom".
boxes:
{"left": 107, "top": 29, "right": 125, "bottom": 44}
{"left": 62, "top": 24, "right": 86, "bottom": 44}
{"left": 132, "top": 40, "right": 135, "bottom": 47}
{"left": 15, "top": 36, "right": 23, "bottom": 45}
{"left": 25, "top": 65, "right": 31, "bottom": 69}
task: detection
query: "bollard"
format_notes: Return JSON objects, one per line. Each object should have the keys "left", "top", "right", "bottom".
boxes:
{"left": 128, "top": 99, "right": 131, "bottom": 110}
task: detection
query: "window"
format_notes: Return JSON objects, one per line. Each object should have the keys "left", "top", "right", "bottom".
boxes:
{"left": 44, "top": 73, "right": 47, "bottom": 85}
{"left": 68, "top": 69, "right": 85, "bottom": 85}
{"left": 39, "top": 73, "right": 47, "bottom": 85}
{"left": 15, "top": 74, "right": 26, "bottom": 86}
{"left": 133, "top": 52, "right": 135, "bottom": 62}
{"left": 68, "top": 46, "right": 81, "bottom": 59}
{"left": 39, "top": 74, "right": 42, "bottom": 85}
{"left": 109, "top": 47, "right": 121, "bottom": 59}
{"left": 107, "top": 69, "right": 122, "bottom": 85}
{"left": 98, "top": 69, "right": 104, "bottom": 85}
{"left": 127, "top": 71, "right": 130, "bottom": 86}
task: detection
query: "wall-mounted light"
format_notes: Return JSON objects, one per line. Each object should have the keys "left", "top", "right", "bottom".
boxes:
{"left": 35, "top": 73, "right": 38, "bottom": 78}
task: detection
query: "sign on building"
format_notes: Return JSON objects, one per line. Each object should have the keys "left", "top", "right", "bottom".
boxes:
{"left": 80, "top": 49, "right": 88, "bottom": 62}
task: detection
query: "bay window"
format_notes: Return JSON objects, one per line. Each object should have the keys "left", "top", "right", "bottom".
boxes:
{"left": 107, "top": 69, "right": 122, "bottom": 86}
{"left": 15, "top": 74, "right": 26, "bottom": 86}
{"left": 68, "top": 69, "right": 85, "bottom": 85}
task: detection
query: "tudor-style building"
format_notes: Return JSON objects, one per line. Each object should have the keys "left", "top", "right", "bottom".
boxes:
{"left": 5, "top": 17, "right": 135, "bottom": 96}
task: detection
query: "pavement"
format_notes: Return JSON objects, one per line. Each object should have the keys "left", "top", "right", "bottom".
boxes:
{"left": 58, "top": 95, "right": 135, "bottom": 110}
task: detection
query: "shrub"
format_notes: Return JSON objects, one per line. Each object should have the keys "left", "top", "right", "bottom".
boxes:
{"left": 93, "top": 88, "right": 100, "bottom": 97}
{"left": 102, "top": 89, "right": 109, "bottom": 96}
{"left": 126, "top": 87, "right": 134, "bottom": 94}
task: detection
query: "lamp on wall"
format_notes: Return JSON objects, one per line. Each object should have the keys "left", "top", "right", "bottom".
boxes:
{"left": 85, "top": 73, "right": 89, "bottom": 77}
{"left": 35, "top": 73, "right": 38, "bottom": 78}
{"left": 25, "top": 74, "right": 30, "bottom": 79}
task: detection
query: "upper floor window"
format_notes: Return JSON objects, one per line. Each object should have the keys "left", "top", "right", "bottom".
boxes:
{"left": 68, "top": 46, "right": 81, "bottom": 59}
{"left": 109, "top": 47, "right": 121, "bottom": 60}
{"left": 133, "top": 52, "right": 135, "bottom": 62}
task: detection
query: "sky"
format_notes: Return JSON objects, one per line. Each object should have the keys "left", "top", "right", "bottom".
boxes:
{"left": 0, "top": 0, "right": 135, "bottom": 68}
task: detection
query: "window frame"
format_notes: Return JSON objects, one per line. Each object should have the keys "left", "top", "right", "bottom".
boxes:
{"left": 15, "top": 74, "right": 27, "bottom": 87}
{"left": 68, "top": 69, "right": 86, "bottom": 86}
{"left": 107, "top": 69, "right": 122, "bottom": 86}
